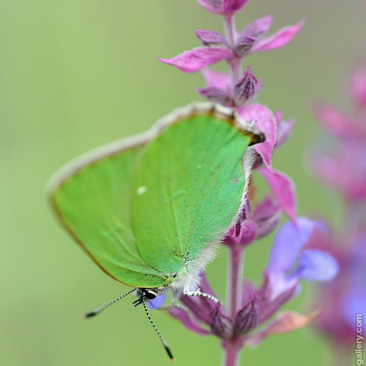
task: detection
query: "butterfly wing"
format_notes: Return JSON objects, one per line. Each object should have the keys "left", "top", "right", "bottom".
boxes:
{"left": 48, "top": 103, "right": 260, "bottom": 287}
{"left": 131, "top": 108, "right": 253, "bottom": 274}
{"left": 47, "top": 134, "right": 169, "bottom": 288}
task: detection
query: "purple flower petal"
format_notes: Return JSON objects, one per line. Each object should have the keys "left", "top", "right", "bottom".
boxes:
{"left": 268, "top": 218, "right": 317, "bottom": 274}
{"left": 196, "top": 86, "right": 232, "bottom": 106}
{"left": 197, "top": 0, "right": 222, "bottom": 14}
{"left": 258, "top": 167, "right": 297, "bottom": 221}
{"left": 241, "top": 14, "right": 273, "bottom": 38}
{"left": 159, "top": 47, "right": 233, "bottom": 74}
{"left": 234, "top": 35, "right": 256, "bottom": 56}
{"left": 259, "top": 281, "right": 298, "bottom": 322}
{"left": 201, "top": 68, "right": 232, "bottom": 91}
{"left": 340, "top": 243, "right": 366, "bottom": 330}
{"left": 169, "top": 307, "right": 211, "bottom": 335}
{"left": 238, "top": 103, "right": 277, "bottom": 169}
{"left": 196, "top": 29, "right": 228, "bottom": 47}
{"left": 294, "top": 249, "right": 339, "bottom": 281}
{"left": 341, "top": 292, "right": 366, "bottom": 332}
{"left": 224, "top": 220, "right": 256, "bottom": 247}
{"left": 242, "top": 280, "right": 258, "bottom": 306}
{"left": 234, "top": 66, "right": 258, "bottom": 105}
{"left": 251, "top": 21, "right": 305, "bottom": 53}
{"left": 251, "top": 195, "right": 282, "bottom": 239}
{"left": 199, "top": 273, "right": 221, "bottom": 304}
{"left": 181, "top": 295, "right": 212, "bottom": 325}
{"left": 180, "top": 274, "right": 220, "bottom": 325}
{"left": 350, "top": 66, "right": 366, "bottom": 108}
{"left": 222, "top": 0, "right": 250, "bottom": 15}
{"left": 148, "top": 293, "right": 167, "bottom": 309}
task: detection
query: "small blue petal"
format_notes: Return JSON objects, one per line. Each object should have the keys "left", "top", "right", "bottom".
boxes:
{"left": 148, "top": 294, "right": 167, "bottom": 310}
{"left": 341, "top": 241, "right": 366, "bottom": 329}
{"left": 295, "top": 249, "right": 339, "bottom": 281}
{"left": 268, "top": 217, "right": 317, "bottom": 273}
{"left": 341, "top": 292, "right": 366, "bottom": 331}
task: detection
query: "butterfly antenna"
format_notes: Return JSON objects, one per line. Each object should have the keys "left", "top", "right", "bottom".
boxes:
{"left": 142, "top": 298, "right": 175, "bottom": 361}
{"left": 83, "top": 288, "right": 136, "bottom": 318}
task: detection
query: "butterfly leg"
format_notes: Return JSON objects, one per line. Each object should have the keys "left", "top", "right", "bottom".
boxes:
{"left": 183, "top": 288, "right": 222, "bottom": 304}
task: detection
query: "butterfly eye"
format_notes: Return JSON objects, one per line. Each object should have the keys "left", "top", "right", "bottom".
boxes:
{"left": 144, "top": 290, "right": 157, "bottom": 300}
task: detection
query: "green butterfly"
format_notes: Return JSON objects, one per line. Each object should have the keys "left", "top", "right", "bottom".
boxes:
{"left": 47, "top": 102, "right": 263, "bottom": 358}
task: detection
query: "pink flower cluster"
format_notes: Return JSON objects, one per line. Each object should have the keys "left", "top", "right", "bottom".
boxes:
{"left": 163, "top": 218, "right": 337, "bottom": 348}
{"left": 310, "top": 66, "right": 366, "bottom": 351}
{"left": 159, "top": 0, "right": 304, "bottom": 223}
{"left": 313, "top": 66, "right": 366, "bottom": 201}
{"left": 154, "top": 2, "right": 338, "bottom": 362}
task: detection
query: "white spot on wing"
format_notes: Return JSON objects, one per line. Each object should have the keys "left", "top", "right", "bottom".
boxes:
{"left": 137, "top": 186, "right": 147, "bottom": 195}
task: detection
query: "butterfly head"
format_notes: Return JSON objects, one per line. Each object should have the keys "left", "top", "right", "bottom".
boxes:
{"left": 132, "top": 288, "right": 164, "bottom": 307}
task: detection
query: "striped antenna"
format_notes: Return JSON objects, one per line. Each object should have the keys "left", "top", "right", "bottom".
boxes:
{"left": 142, "top": 299, "right": 175, "bottom": 361}
{"left": 83, "top": 288, "right": 136, "bottom": 318}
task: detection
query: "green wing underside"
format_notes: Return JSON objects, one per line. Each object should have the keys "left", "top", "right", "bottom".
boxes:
{"left": 132, "top": 115, "right": 250, "bottom": 273}
{"left": 51, "top": 146, "right": 168, "bottom": 288}
{"left": 50, "top": 113, "right": 250, "bottom": 287}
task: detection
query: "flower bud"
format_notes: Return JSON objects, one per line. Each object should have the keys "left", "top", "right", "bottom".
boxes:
{"left": 234, "top": 300, "right": 260, "bottom": 337}
{"left": 210, "top": 306, "right": 233, "bottom": 339}
{"left": 234, "top": 67, "right": 258, "bottom": 106}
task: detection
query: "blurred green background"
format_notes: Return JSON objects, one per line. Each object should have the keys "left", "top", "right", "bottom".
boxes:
{"left": 1, "top": 0, "right": 365, "bottom": 365}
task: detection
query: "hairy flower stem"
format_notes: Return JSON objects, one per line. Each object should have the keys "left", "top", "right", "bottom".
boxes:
{"left": 224, "top": 14, "right": 242, "bottom": 90}
{"left": 223, "top": 245, "right": 245, "bottom": 366}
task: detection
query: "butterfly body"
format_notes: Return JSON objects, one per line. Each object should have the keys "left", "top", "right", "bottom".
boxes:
{"left": 47, "top": 102, "right": 263, "bottom": 300}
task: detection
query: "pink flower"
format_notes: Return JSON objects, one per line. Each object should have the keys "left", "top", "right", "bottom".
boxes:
{"left": 311, "top": 66, "right": 366, "bottom": 201}
{"left": 237, "top": 103, "right": 297, "bottom": 220}
{"left": 350, "top": 66, "right": 366, "bottom": 108}
{"left": 314, "top": 102, "right": 366, "bottom": 140}
{"left": 159, "top": 17, "right": 304, "bottom": 74}
{"left": 248, "top": 20, "right": 305, "bottom": 55}
{"left": 238, "top": 103, "right": 277, "bottom": 169}
{"left": 224, "top": 196, "right": 282, "bottom": 248}
{"left": 312, "top": 143, "right": 366, "bottom": 201}
{"left": 309, "top": 66, "right": 366, "bottom": 352}
{"left": 258, "top": 167, "right": 297, "bottom": 222}
{"left": 309, "top": 229, "right": 366, "bottom": 345}
{"left": 158, "top": 48, "right": 233, "bottom": 74}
